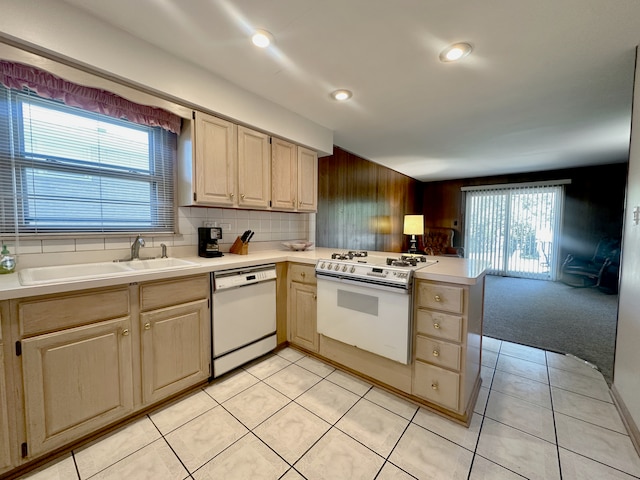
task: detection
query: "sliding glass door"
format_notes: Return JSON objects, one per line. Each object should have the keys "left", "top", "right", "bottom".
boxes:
{"left": 464, "top": 183, "right": 564, "bottom": 280}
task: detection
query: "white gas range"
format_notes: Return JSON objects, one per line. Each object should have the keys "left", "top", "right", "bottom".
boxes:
{"left": 315, "top": 251, "right": 437, "bottom": 364}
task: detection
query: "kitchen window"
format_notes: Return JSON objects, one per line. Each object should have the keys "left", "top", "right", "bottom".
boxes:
{"left": 0, "top": 61, "right": 180, "bottom": 235}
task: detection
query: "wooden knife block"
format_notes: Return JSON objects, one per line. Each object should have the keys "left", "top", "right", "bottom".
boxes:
{"left": 229, "top": 236, "right": 248, "bottom": 255}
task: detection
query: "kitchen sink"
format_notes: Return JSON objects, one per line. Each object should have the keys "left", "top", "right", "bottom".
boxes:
{"left": 18, "top": 258, "right": 199, "bottom": 286}
{"left": 123, "top": 257, "right": 198, "bottom": 270}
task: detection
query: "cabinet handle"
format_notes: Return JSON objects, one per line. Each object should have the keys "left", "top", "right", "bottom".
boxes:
{"left": 144, "top": 323, "right": 151, "bottom": 330}
{"left": 300, "top": 272, "right": 306, "bottom": 277}
{"left": 121, "top": 328, "right": 129, "bottom": 336}
{"left": 432, "top": 349, "right": 440, "bottom": 357}
{"left": 313, "top": 294, "right": 317, "bottom": 300}
{"left": 241, "top": 194, "right": 246, "bottom": 199}
{"left": 229, "top": 192, "right": 234, "bottom": 198}
{"left": 292, "top": 199, "right": 295, "bottom": 205}
{"left": 431, "top": 382, "right": 439, "bottom": 391}
{"left": 433, "top": 322, "right": 440, "bottom": 329}
{"left": 299, "top": 200, "right": 302, "bottom": 206}
{"left": 434, "top": 295, "right": 441, "bottom": 302}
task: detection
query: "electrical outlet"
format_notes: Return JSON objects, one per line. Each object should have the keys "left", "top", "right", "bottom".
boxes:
{"left": 203, "top": 221, "right": 217, "bottom": 228}
{"left": 220, "top": 223, "right": 231, "bottom": 231}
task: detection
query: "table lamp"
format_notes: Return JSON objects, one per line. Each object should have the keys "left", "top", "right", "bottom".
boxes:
{"left": 403, "top": 215, "right": 424, "bottom": 254}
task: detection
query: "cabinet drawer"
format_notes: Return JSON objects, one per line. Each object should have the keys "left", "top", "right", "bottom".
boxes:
{"left": 18, "top": 287, "right": 130, "bottom": 337}
{"left": 140, "top": 274, "right": 209, "bottom": 311}
{"left": 415, "top": 336, "right": 461, "bottom": 371}
{"left": 415, "top": 310, "right": 463, "bottom": 343}
{"left": 416, "top": 283, "right": 464, "bottom": 314}
{"left": 413, "top": 361, "right": 460, "bottom": 411}
{"left": 289, "top": 263, "right": 316, "bottom": 285}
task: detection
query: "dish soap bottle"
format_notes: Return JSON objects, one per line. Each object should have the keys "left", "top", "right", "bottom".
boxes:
{"left": 0, "top": 245, "right": 16, "bottom": 274}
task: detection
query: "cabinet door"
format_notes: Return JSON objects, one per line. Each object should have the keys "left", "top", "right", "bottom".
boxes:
{"left": 297, "top": 146, "right": 318, "bottom": 212}
{"left": 140, "top": 299, "right": 210, "bottom": 404}
{"left": 0, "top": 348, "right": 11, "bottom": 473}
{"left": 194, "top": 111, "right": 237, "bottom": 206}
{"left": 289, "top": 282, "right": 318, "bottom": 352}
{"left": 271, "top": 138, "right": 297, "bottom": 210}
{"left": 237, "top": 126, "right": 270, "bottom": 209}
{"left": 22, "top": 318, "right": 133, "bottom": 457}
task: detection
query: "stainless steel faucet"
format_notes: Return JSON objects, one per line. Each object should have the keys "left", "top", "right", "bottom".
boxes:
{"left": 131, "top": 235, "right": 145, "bottom": 260}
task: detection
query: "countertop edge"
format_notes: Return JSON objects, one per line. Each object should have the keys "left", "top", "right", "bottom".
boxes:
{"left": 0, "top": 249, "right": 488, "bottom": 300}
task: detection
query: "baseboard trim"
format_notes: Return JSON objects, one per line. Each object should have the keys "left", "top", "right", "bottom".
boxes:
{"left": 611, "top": 384, "right": 640, "bottom": 456}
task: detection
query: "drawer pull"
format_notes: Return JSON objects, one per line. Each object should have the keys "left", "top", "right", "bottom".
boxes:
{"left": 121, "top": 328, "right": 129, "bottom": 336}
{"left": 433, "top": 322, "right": 440, "bottom": 329}
{"left": 431, "top": 382, "right": 439, "bottom": 390}
{"left": 300, "top": 272, "right": 306, "bottom": 277}
{"left": 144, "top": 323, "right": 151, "bottom": 330}
{"left": 432, "top": 349, "right": 440, "bottom": 357}
{"left": 434, "top": 295, "right": 442, "bottom": 302}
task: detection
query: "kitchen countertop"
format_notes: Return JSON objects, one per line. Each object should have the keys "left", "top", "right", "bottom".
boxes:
{"left": 0, "top": 248, "right": 488, "bottom": 300}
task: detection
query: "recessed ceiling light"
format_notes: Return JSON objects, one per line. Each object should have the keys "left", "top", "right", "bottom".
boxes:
{"left": 251, "top": 30, "right": 274, "bottom": 48}
{"left": 331, "top": 89, "right": 353, "bottom": 101}
{"left": 439, "top": 43, "right": 473, "bottom": 62}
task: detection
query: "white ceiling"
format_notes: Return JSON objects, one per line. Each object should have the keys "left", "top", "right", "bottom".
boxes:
{"left": 62, "top": 0, "right": 640, "bottom": 181}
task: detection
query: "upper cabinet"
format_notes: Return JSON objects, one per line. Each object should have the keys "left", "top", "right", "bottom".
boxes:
{"left": 179, "top": 111, "right": 317, "bottom": 212}
{"left": 271, "top": 139, "right": 318, "bottom": 212}
{"left": 297, "top": 146, "right": 318, "bottom": 212}
{"left": 271, "top": 138, "right": 298, "bottom": 210}
{"left": 237, "top": 126, "right": 271, "bottom": 209}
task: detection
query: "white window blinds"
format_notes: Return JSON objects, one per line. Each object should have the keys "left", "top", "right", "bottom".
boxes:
{"left": 0, "top": 80, "right": 177, "bottom": 235}
{"left": 463, "top": 181, "right": 566, "bottom": 280}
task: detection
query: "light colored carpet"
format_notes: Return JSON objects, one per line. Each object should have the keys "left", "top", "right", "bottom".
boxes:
{"left": 483, "top": 275, "right": 618, "bottom": 384}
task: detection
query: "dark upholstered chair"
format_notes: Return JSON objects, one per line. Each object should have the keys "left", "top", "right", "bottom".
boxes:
{"left": 422, "top": 227, "right": 464, "bottom": 257}
{"left": 561, "top": 237, "right": 621, "bottom": 293}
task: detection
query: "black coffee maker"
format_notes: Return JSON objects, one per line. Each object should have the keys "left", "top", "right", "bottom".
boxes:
{"left": 198, "top": 226, "right": 223, "bottom": 258}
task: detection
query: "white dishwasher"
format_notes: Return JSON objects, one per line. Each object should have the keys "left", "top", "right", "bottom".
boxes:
{"left": 211, "top": 264, "right": 277, "bottom": 377}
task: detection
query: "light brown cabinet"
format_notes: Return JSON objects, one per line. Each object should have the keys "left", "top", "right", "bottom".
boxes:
{"left": 139, "top": 275, "right": 210, "bottom": 404}
{"left": 272, "top": 140, "right": 318, "bottom": 212}
{"left": 288, "top": 263, "right": 319, "bottom": 352}
{"left": 412, "top": 279, "right": 483, "bottom": 420}
{"left": 179, "top": 111, "right": 317, "bottom": 212}
{"left": 180, "top": 111, "right": 237, "bottom": 206}
{"left": 271, "top": 137, "right": 298, "bottom": 210}
{"left": 0, "top": 325, "right": 11, "bottom": 474}
{"left": 237, "top": 126, "right": 271, "bottom": 209}
{"left": 6, "top": 274, "right": 211, "bottom": 465}
{"left": 22, "top": 318, "right": 134, "bottom": 457}
{"left": 297, "top": 146, "right": 318, "bottom": 212}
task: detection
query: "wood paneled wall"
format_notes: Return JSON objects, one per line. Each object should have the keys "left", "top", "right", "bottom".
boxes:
{"left": 421, "top": 163, "right": 628, "bottom": 261}
{"left": 317, "top": 147, "right": 421, "bottom": 252}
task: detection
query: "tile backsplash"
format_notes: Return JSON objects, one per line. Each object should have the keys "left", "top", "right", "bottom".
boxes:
{"left": 6, "top": 207, "right": 314, "bottom": 268}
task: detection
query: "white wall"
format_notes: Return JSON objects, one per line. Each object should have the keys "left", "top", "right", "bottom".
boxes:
{"left": 0, "top": 0, "right": 333, "bottom": 155}
{"left": 614, "top": 49, "right": 640, "bottom": 432}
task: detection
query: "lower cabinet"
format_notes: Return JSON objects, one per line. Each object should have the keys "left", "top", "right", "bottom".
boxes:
{"left": 22, "top": 318, "right": 134, "bottom": 457}
{"left": 0, "top": 346, "right": 12, "bottom": 474}
{"left": 140, "top": 299, "right": 210, "bottom": 404}
{"left": 7, "top": 273, "right": 211, "bottom": 466}
{"left": 288, "top": 263, "right": 318, "bottom": 352}
{"left": 411, "top": 278, "right": 483, "bottom": 419}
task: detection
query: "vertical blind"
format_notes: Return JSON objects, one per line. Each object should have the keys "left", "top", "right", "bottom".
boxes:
{"left": 0, "top": 63, "right": 179, "bottom": 235}
{"left": 463, "top": 182, "right": 566, "bottom": 280}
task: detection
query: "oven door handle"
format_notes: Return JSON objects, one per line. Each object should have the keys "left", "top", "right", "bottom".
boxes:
{"left": 315, "top": 273, "right": 411, "bottom": 294}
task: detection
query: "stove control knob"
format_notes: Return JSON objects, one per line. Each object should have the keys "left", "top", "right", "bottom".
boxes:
{"left": 334, "top": 264, "right": 340, "bottom": 271}
{"left": 342, "top": 265, "right": 348, "bottom": 272}
{"left": 327, "top": 263, "right": 332, "bottom": 270}
{"left": 350, "top": 266, "right": 356, "bottom": 273}
{"left": 320, "top": 262, "right": 326, "bottom": 269}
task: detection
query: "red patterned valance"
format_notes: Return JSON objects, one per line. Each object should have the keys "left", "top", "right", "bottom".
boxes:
{"left": 0, "top": 60, "right": 181, "bottom": 134}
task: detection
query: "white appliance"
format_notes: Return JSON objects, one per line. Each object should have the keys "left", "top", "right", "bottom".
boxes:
{"left": 316, "top": 252, "right": 437, "bottom": 364}
{"left": 211, "top": 264, "right": 277, "bottom": 377}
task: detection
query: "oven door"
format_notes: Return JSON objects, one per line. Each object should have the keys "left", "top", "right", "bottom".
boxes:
{"left": 316, "top": 277, "right": 412, "bottom": 364}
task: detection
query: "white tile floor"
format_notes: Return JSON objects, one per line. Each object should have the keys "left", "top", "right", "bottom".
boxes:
{"left": 18, "top": 337, "right": 640, "bottom": 480}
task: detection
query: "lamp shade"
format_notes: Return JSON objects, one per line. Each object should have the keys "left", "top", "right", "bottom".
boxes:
{"left": 403, "top": 215, "right": 424, "bottom": 235}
